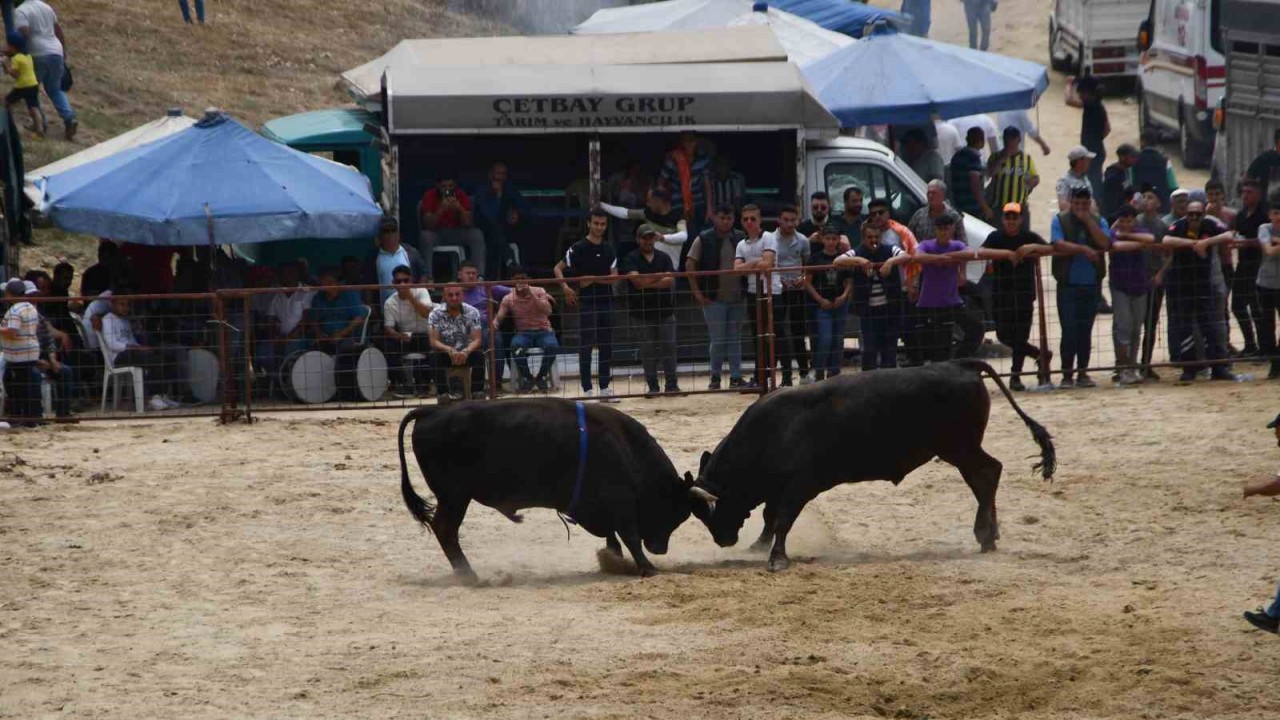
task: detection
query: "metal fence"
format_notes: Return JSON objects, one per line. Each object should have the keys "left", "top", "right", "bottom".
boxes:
{"left": 1, "top": 249, "right": 1274, "bottom": 425}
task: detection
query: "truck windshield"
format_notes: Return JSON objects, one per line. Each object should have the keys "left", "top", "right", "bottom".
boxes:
{"left": 823, "top": 159, "right": 924, "bottom": 225}
{"left": 1210, "top": 0, "right": 1222, "bottom": 54}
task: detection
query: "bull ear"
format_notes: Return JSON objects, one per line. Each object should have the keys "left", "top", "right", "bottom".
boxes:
{"left": 699, "top": 451, "right": 712, "bottom": 473}
{"left": 682, "top": 470, "right": 694, "bottom": 486}
{"left": 688, "top": 485, "right": 718, "bottom": 514}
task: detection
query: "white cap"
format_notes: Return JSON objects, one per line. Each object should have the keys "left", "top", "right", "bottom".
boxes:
{"left": 1170, "top": 187, "right": 1190, "bottom": 199}
{"left": 23, "top": 280, "right": 38, "bottom": 295}
{"left": 1067, "top": 145, "right": 1098, "bottom": 162}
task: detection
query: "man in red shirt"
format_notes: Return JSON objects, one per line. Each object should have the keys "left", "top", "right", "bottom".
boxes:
{"left": 420, "top": 176, "right": 486, "bottom": 281}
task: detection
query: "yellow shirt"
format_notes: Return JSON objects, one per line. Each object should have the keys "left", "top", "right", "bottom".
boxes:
{"left": 10, "top": 53, "right": 36, "bottom": 89}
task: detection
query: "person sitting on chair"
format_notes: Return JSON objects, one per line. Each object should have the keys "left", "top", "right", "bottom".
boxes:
{"left": 308, "top": 267, "right": 365, "bottom": 353}
{"left": 420, "top": 175, "right": 487, "bottom": 280}
{"left": 255, "top": 261, "right": 314, "bottom": 380}
{"left": 428, "top": 283, "right": 484, "bottom": 400}
{"left": 492, "top": 266, "right": 558, "bottom": 394}
{"left": 100, "top": 296, "right": 183, "bottom": 411}
{"left": 382, "top": 264, "right": 434, "bottom": 397}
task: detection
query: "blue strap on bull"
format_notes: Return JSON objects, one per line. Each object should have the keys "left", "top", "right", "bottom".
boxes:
{"left": 562, "top": 401, "right": 589, "bottom": 527}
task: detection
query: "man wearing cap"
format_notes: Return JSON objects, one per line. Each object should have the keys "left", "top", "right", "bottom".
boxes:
{"left": 1050, "top": 187, "right": 1111, "bottom": 388}
{"left": 983, "top": 202, "right": 1053, "bottom": 390}
{"left": 1056, "top": 146, "right": 1098, "bottom": 213}
{"left": 1101, "top": 144, "right": 1139, "bottom": 218}
{"left": 1, "top": 278, "right": 41, "bottom": 424}
{"left": 988, "top": 127, "right": 1039, "bottom": 230}
{"left": 1161, "top": 200, "right": 1237, "bottom": 381}
{"left": 621, "top": 224, "right": 681, "bottom": 396}
{"left": 1241, "top": 412, "right": 1280, "bottom": 634}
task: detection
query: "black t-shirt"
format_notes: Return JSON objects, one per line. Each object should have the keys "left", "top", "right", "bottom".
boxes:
{"left": 798, "top": 217, "right": 832, "bottom": 238}
{"left": 1236, "top": 204, "right": 1269, "bottom": 268}
{"left": 619, "top": 249, "right": 675, "bottom": 318}
{"left": 563, "top": 238, "right": 617, "bottom": 298}
{"left": 808, "top": 251, "right": 851, "bottom": 302}
{"left": 1247, "top": 149, "right": 1280, "bottom": 198}
{"left": 984, "top": 229, "right": 1047, "bottom": 295}
{"left": 1162, "top": 218, "right": 1220, "bottom": 294}
{"left": 80, "top": 263, "right": 112, "bottom": 300}
{"left": 1081, "top": 99, "right": 1108, "bottom": 149}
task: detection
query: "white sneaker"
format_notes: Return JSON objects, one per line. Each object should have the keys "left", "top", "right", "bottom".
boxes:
{"left": 600, "top": 388, "right": 620, "bottom": 403}
{"left": 148, "top": 396, "right": 170, "bottom": 411}
{"left": 582, "top": 389, "right": 595, "bottom": 398}
{"left": 799, "top": 372, "right": 814, "bottom": 386}
{"left": 161, "top": 396, "right": 183, "bottom": 409}
{"left": 0, "top": 421, "right": 11, "bottom": 430}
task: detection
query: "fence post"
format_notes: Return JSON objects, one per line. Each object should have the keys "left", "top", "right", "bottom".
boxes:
{"left": 241, "top": 293, "right": 255, "bottom": 423}
{"left": 765, "top": 268, "right": 777, "bottom": 393}
{"left": 213, "top": 292, "right": 236, "bottom": 424}
{"left": 1033, "top": 258, "right": 1052, "bottom": 387}
{"left": 486, "top": 283, "right": 498, "bottom": 400}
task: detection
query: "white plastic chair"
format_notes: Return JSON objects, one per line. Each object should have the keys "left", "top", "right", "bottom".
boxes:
{"left": 95, "top": 330, "right": 145, "bottom": 413}
{"left": 357, "top": 305, "right": 373, "bottom": 345}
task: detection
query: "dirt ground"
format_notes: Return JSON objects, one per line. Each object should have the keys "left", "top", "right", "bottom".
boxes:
{"left": 9, "top": 2, "right": 1279, "bottom": 719}
{"left": 4, "top": 379, "right": 1280, "bottom": 719}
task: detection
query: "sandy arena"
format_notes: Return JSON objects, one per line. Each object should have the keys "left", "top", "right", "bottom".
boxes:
{"left": 3, "top": 380, "right": 1280, "bottom": 719}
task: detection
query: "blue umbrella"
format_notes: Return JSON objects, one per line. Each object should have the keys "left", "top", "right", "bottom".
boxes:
{"left": 38, "top": 111, "right": 383, "bottom": 246}
{"left": 770, "top": 0, "right": 904, "bottom": 37}
{"left": 802, "top": 30, "right": 1050, "bottom": 127}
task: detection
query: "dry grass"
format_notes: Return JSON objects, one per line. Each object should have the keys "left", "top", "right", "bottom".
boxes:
{"left": 17, "top": 0, "right": 511, "bottom": 274}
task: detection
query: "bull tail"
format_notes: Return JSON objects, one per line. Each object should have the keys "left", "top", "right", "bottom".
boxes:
{"left": 399, "top": 406, "right": 438, "bottom": 534}
{"left": 953, "top": 359, "right": 1057, "bottom": 481}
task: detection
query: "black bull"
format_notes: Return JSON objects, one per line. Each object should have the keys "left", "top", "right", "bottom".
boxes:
{"left": 688, "top": 360, "right": 1057, "bottom": 572}
{"left": 398, "top": 399, "right": 698, "bottom": 581}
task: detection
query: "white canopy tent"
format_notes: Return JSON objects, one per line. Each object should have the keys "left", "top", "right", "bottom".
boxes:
{"left": 25, "top": 110, "right": 196, "bottom": 206}
{"left": 341, "top": 26, "right": 787, "bottom": 104}
{"left": 384, "top": 60, "right": 839, "bottom": 135}
{"left": 573, "top": 0, "right": 854, "bottom": 67}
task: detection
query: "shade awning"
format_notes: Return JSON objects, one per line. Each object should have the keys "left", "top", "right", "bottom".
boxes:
{"left": 386, "top": 61, "right": 838, "bottom": 135}
{"left": 261, "top": 108, "right": 378, "bottom": 149}
{"left": 342, "top": 26, "right": 786, "bottom": 103}
{"left": 574, "top": 0, "right": 902, "bottom": 39}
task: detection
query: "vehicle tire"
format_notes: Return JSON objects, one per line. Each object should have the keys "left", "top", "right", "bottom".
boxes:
{"left": 1179, "top": 105, "right": 1213, "bottom": 169}
{"left": 1137, "top": 87, "right": 1153, "bottom": 133}
{"left": 1049, "top": 24, "right": 1072, "bottom": 73}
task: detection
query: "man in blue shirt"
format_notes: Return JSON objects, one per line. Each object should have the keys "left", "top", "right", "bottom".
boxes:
{"left": 1050, "top": 187, "right": 1110, "bottom": 388}
{"left": 369, "top": 218, "right": 429, "bottom": 303}
{"left": 308, "top": 267, "right": 365, "bottom": 353}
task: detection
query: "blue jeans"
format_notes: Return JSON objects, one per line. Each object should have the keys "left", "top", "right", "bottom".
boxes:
{"left": 901, "top": 0, "right": 931, "bottom": 36}
{"left": 1, "top": 1, "right": 13, "bottom": 37}
{"left": 179, "top": 0, "right": 205, "bottom": 23}
{"left": 702, "top": 300, "right": 745, "bottom": 381}
{"left": 860, "top": 303, "right": 902, "bottom": 371}
{"left": 511, "top": 330, "right": 558, "bottom": 379}
{"left": 578, "top": 294, "right": 613, "bottom": 391}
{"left": 33, "top": 54, "right": 74, "bottom": 124}
{"left": 1057, "top": 284, "right": 1099, "bottom": 377}
{"left": 963, "top": 0, "right": 992, "bottom": 50}
{"left": 814, "top": 303, "right": 850, "bottom": 376}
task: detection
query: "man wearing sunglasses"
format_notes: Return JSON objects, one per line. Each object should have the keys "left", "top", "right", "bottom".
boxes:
{"left": 797, "top": 191, "right": 833, "bottom": 241}
{"left": 382, "top": 265, "right": 435, "bottom": 397}
{"left": 1161, "top": 200, "right": 1238, "bottom": 382}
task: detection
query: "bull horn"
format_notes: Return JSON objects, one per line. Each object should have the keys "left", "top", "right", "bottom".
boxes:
{"left": 689, "top": 486, "right": 718, "bottom": 513}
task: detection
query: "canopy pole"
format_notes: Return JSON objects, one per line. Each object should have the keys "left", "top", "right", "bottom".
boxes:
{"left": 588, "top": 134, "right": 601, "bottom": 208}
{"left": 204, "top": 203, "right": 216, "bottom": 270}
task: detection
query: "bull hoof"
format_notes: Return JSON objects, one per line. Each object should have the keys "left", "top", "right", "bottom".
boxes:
{"left": 767, "top": 556, "right": 791, "bottom": 573}
{"left": 637, "top": 565, "right": 658, "bottom": 578}
{"left": 454, "top": 568, "right": 481, "bottom": 586}
{"left": 980, "top": 541, "right": 998, "bottom": 553}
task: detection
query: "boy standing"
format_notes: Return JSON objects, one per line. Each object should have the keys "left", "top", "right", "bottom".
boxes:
{"left": 3, "top": 33, "right": 42, "bottom": 135}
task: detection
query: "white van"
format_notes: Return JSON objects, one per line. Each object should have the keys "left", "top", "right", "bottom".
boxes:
{"left": 1048, "top": 0, "right": 1149, "bottom": 79}
{"left": 1137, "top": 0, "right": 1226, "bottom": 168}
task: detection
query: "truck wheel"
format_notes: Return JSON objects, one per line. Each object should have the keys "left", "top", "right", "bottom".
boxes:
{"left": 1137, "top": 88, "right": 1153, "bottom": 133}
{"left": 1179, "top": 107, "right": 1212, "bottom": 169}
{"left": 1049, "top": 25, "right": 1071, "bottom": 73}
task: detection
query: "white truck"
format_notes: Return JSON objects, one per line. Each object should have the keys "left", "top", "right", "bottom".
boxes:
{"left": 1213, "top": 0, "right": 1280, "bottom": 193}
{"left": 1048, "top": 0, "right": 1149, "bottom": 80}
{"left": 1136, "top": 0, "right": 1226, "bottom": 168}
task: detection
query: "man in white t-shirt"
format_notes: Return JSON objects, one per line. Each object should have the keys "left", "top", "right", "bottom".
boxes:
{"left": 14, "top": 0, "right": 74, "bottom": 139}
{"left": 382, "top": 264, "right": 434, "bottom": 396}
{"left": 996, "top": 109, "right": 1051, "bottom": 156}
{"left": 255, "top": 262, "right": 314, "bottom": 379}
{"left": 933, "top": 116, "right": 962, "bottom": 165}
{"left": 734, "top": 203, "right": 777, "bottom": 387}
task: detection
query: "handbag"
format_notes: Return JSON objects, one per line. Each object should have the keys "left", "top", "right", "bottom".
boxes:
{"left": 60, "top": 65, "right": 73, "bottom": 93}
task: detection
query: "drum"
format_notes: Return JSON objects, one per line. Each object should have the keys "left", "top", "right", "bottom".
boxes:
{"left": 336, "top": 344, "right": 389, "bottom": 402}
{"left": 186, "top": 348, "right": 221, "bottom": 404}
{"left": 280, "top": 350, "right": 336, "bottom": 404}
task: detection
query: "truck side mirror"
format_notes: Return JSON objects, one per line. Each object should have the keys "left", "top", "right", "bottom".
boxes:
{"left": 1137, "top": 20, "right": 1152, "bottom": 52}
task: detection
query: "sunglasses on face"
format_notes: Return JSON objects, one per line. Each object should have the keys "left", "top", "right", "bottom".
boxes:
{"left": 742, "top": 217, "right": 760, "bottom": 223}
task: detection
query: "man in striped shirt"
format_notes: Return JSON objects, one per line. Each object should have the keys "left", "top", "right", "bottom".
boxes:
{"left": 657, "top": 131, "right": 713, "bottom": 237}
{"left": 1, "top": 279, "right": 42, "bottom": 423}
{"left": 988, "top": 127, "right": 1039, "bottom": 229}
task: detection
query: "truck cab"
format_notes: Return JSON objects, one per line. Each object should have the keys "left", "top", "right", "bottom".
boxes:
{"left": 1049, "top": 0, "right": 1149, "bottom": 80}
{"left": 804, "top": 136, "right": 994, "bottom": 284}
{"left": 1137, "top": 0, "right": 1225, "bottom": 168}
